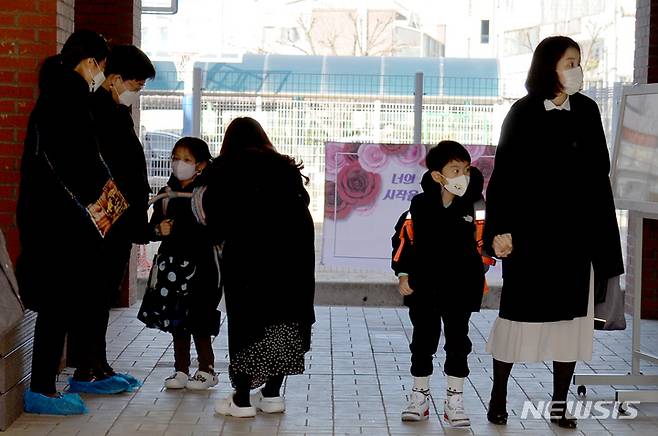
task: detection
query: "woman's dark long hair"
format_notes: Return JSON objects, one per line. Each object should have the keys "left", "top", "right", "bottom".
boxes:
{"left": 525, "top": 36, "right": 580, "bottom": 100}
{"left": 220, "top": 117, "right": 309, "bottom": 184}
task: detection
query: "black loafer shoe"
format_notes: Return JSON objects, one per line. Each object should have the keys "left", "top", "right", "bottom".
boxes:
{"left": 487, "top": 409, "right": 508, "bottom": 425}
{"left": 550, "top": 414, "right": 577, "bottom": 429}
{"left": 487, "top": 401, "right": 508, "bottom": 425}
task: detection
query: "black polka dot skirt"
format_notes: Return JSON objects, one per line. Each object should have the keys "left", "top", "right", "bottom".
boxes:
{"left": 228, "top": 321, "right": 306, "bottom": 389}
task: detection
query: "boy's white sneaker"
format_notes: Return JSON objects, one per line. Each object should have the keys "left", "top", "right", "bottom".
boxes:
{"left": 186, "top": 370, "right": 218, "bottom": 390}
{"left": 251, "top": 389, "right": 286, "bottom": 413}
{"left": 215, "top": 394, "right": 257, "bottom": 418}
{"left": 401, "top": 389, "right": 430, "bottom": 421}
{"left": 164, "top": 371, "right": 189, "bottom": 389}
{"left": 444, "top": 393, "right": 471, "bottom": 427}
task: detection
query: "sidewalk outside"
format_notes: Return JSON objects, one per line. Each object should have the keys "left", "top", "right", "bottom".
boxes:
{"left": 3, "top": 304, "right": 658, "bottom": 436}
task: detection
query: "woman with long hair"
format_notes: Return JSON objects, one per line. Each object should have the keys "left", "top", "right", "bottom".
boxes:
{"left": 198, "top": 117, "right": 315, "bottom": 418}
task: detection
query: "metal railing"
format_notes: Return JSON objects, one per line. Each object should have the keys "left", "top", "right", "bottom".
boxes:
{"left": 139, "top": 69, "right": 624, "bottom": 222}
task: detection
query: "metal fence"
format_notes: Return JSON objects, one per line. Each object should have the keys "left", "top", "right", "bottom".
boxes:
{"left": 139, "top": 70, "right": 623, "bottom": 222}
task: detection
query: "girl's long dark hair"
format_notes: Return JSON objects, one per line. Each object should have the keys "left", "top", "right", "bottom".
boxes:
{"left": 220, "top": 117, "right": 309, "bottom": 184}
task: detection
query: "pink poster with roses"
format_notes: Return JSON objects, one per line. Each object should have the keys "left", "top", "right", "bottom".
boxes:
{"left": 322, "top": 142, "right": 495, "bottom": 271}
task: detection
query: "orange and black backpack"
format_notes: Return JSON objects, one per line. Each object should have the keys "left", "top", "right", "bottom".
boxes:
{"left": 391, "top": 200, "right": 496, "bottom": 293}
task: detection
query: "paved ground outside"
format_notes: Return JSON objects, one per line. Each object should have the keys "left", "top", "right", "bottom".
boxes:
{"left": 3, "top": 305, "right": 658, "bottom": 436}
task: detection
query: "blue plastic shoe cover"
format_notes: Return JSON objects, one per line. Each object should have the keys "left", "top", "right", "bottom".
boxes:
{"left": 67, "top": 375, "right": 131, "bottom": 394}
{"left": 115, "top": 373, "right": 142, "bottom": 392}
{"left": 24, "top": 389, "right": 88, "bottom": 415}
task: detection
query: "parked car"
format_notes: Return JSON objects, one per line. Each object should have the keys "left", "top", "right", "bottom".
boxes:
{"left": 142, "top": 130, "right": 181, "bottom": 190}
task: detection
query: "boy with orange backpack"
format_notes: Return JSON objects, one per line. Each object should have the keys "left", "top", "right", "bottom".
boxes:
{"left": 391, "top": 141, "right": 493, "bottom": 427}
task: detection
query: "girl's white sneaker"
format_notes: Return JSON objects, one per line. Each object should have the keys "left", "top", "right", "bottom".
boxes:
{"left": 186, "top": 371, "right": 218, "bottom": 390}
{"left": 215, "top": 394, "right": 257, "bottom": 418}
{"left": 164, "top": 371, "right": 189, "bottom": 389}
{"left": 251, "top": 389, "right": 286, "bottom": 413}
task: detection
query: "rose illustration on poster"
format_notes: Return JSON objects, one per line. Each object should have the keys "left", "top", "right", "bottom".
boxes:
{"left": 357, "top": 144, "right": 390, "bottom": 173}
{"left": 325, "top": 142, "right": 348, "bottom": 182}
{"left": 396, "top": 144, "right": 427, "bottom": 167}
{"left": 324, "top": 180, "right": 350, "bottom": 220}
{"left": 338, "top": 162, "right": 382, "bottom": 206}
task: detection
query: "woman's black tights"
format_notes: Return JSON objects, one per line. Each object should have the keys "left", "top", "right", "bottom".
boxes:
{"left": 552, "top": 361, "right": 576, "bottom": 415}
{"left": 490, "top": 359, "right": 576, "bottom": 415}
{"left": 233, "top": 373, "right": 285, "bottom": 407}
{"left": 490, "top": 359, "right": 513, "bottom": 412}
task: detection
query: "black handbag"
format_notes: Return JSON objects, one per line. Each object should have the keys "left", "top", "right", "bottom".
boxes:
{"left": 137, "top": 252, "right": 198, "bottom": 333}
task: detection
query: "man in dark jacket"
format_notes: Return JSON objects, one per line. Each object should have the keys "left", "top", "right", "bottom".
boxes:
{"left": 391, "top": 141, "right": 485, "bottom": 428}
{"left": 67, "top": 45, "right": 155, "bottom": 390}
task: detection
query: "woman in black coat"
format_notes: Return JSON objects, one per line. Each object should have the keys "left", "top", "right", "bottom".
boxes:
{"left": 16, "top": 30, "right": 111, "bottom": 414}
{"left": 482, "top": 36, "right": 624, "bottom": 429}
{"left": 201, "top": 117, "right": 315, "bottom": 418}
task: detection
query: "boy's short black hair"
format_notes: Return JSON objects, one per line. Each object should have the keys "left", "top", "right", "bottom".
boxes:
{"left": 425, "top": 140, "right": 471, "bottom": 173}
{"left": 173, "top": 137, "right": 212, "bottom": 163}
{"left": 525, "top": 36, "right": 580, "bottom": 100}
{"left": 105, "top": 45, "right": 156, "bottom": 81}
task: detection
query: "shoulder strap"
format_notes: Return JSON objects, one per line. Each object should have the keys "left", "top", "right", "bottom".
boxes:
{"left": 191, "top": 185, "right": 207, "bottom": 225}
{"left": 393, "top": 211, "right": 413, "bottom": 262}
{"left": 148, "top": 187, "right": 195, "bottom": 216}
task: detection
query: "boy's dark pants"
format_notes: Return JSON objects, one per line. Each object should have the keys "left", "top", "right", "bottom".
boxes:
{"left": 408, "top": 303, "right": 472, "bottom": 378}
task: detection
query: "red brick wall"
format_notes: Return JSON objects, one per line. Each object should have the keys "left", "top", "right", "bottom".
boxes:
{"left": 628, "top": 0, "right": 658, "bottom": 318}
{"left": 0, "top": 0, "right": 71, "bottom": 262}
{"left": 74, "top": 0, "right": 141, "bottom": 46}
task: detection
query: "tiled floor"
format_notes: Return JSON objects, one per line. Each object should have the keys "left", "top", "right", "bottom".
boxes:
{"left": 4, "top": 306, "right": 658, "bottom": 435}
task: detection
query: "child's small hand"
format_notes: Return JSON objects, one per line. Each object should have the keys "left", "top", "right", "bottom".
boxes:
{"left": 493, "top": 233, "right": 513, "bottom": 258}
{"left": 159, "top": 219, "right": 173, "bottom": 236}
{"left": 398, "top": 275, "right": 414, "bottom": 296}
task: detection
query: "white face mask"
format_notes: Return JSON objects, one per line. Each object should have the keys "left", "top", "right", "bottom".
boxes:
{"left": 119, "top": 89, "right": 139, "bottom": 107}
{"left": 88, "top": 62, "right": 105, "bottom": 93}
{"left": 442, "top": 174, "right": 470, "bottom": 197}
{"left": 172, "top": 160, "right": 197, "bottom": 181}
{"left": 558, "top": 65, "right": 583, "bottom": 95}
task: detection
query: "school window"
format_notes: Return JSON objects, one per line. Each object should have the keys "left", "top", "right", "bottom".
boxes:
{"left": 481, "top": 20, "right": 490, "bottom": 44}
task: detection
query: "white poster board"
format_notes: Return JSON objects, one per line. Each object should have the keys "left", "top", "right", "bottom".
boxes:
{"left": 611, "top": 83, "right": 658, "bottom": 213}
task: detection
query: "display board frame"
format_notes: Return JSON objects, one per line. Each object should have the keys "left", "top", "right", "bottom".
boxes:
{"left": 611, "top": 83, "right": 658, "bottom": 214}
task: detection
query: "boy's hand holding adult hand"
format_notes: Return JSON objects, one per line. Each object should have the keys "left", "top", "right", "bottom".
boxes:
{"left": 493, "top": 233, "right": 513, "bottom": 258}
{"left": 398, "top": 275, "right": 414, "bottom": 296}
{"left": 159, "top": 219, "right": 173, "bottom": 236}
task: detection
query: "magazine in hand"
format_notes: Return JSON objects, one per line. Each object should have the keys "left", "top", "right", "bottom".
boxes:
{"left": 86, "top": 178, "right": 129, "bottom": 237}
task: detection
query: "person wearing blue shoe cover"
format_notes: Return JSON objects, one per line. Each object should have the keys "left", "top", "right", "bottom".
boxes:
{"left": 16, "top": 30, "right": 111, "bottom": 414}
{"left": 66, "top": 44, "right": 156, "bottom": 394}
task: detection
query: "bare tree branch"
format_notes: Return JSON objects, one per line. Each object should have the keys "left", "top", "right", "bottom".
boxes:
{"left": 296, "top": 15, "right": 318, "bottom": 55}
{"left": 582, "top": 21, "right": 609, "bottom": 73}
{"left": 349, "top": 11, "right": 363, "bottom": 56}
{"left": 366, "top": 16, "right": 395, "bottom": 55}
